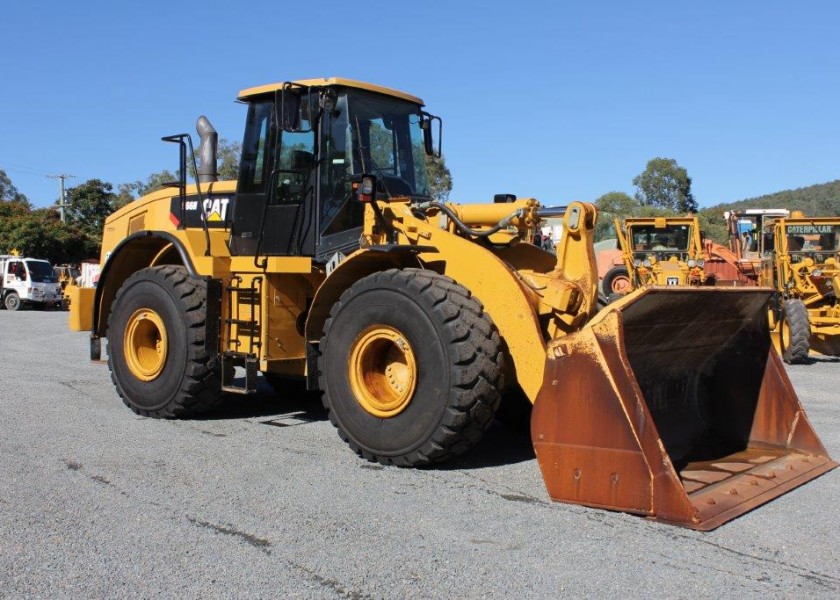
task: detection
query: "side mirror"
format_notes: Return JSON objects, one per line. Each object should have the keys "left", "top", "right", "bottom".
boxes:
{"left": 318, "top": 89, "right": 337, "bottom": 112}
{"left": 278, "top": 83, "right": 314, "bottom": 133}
{"left": 420, "top": 112, "right": 442, "bottom": 158}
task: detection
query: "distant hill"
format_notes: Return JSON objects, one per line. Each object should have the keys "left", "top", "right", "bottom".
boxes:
{"left": 695, "top": 180, "right": 840, "bottom": 243}
{"left": 701, "top": 179, "right": 840, "bottom": 217}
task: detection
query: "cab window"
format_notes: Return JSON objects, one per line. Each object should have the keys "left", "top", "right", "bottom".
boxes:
{"left": 238, "top": 101, "right": 272, "bottom": 194}
{"left": 274, "top": 122, "right": 315, "bottom": 205}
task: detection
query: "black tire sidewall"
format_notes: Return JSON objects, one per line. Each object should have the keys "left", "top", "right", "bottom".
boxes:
{"left": 322, "top": 286, "right": 451, "bottom": 458}
{"left": 780, "top": 299, "right": 810, "bottom": 364}
{"left": 108, "top": 274, "right": 190, "bottom": 412}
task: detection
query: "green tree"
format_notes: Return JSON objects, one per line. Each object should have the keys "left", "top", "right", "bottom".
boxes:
{"left": 0, "top": 207, "right": 97, "bottom": 262}
{"left": 133, "top": 170, "right": 179, "bottom": 197}
{"left": 65, "top": 179, "right": 117, "bottom": 238}
{"left": 0, "top": 168, "right": 30, "bottom": 205}
{"left": 594, "top": 191, "right": 641, "bottom": 241}
{"left": 424, "top": 154, "right": 452, "bottom": 200}
{"left": 0, "top": 199, "right": 33, "bottom": 252}
{"left": 696, "top": 211, "right": 728, "bottom": 245}
{"left": 633, "top": 157, "right": 698, "bottom": 213}
{"left": 217, "top": 139, "right": 241, "bottom": 181}
{"left": 114, "top": 181, "right": 144, "bottom": 210}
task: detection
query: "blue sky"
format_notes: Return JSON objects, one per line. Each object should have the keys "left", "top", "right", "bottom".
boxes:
{"left": 2, "top": 1, "right": 839, "bottom": 209}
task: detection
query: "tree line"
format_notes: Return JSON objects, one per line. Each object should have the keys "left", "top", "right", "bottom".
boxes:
{"left": 3, "top": 149, "right": 836, "bottom": 263}
{"left": 0, "top": 140, "right": 453, "bottom": 264}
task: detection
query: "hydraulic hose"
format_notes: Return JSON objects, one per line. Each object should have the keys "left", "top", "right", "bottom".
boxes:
{"left": 422, "top": 201, "right": 524, "bottom": 239}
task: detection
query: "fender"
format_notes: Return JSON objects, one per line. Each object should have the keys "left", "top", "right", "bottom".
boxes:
{"left": 92, "top": 231, "right": 197, "bottom": 336}
{"left": 305, "top": 236, "right": 547, "bottom": 400}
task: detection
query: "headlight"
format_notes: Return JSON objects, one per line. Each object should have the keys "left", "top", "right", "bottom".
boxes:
{"left": 687, "top": 259, "right": 697, "bottom": 268}
{"left": 643, "top": 259, "right": 652, "bottom": 268}
{"left": 633, "top": 259, "right": 642, "bottom": 268}
{"left": 812, "top": 269, "right": 823, "bottom": 277}
{"left": 697, "top": 259, "right": 705, "bottom": 268}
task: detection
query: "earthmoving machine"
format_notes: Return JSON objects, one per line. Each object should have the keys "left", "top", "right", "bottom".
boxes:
{"left": 607, "top": 216, "right": 708, "bottom": 299}
{"left": 0, "top": 254, "right": 63, "bottom": 310}
{"left": 703, "top": 209, "right": 790, "bottom": 286}
{"left": 55, "top": 264, "right": 81, "bottom": 307}
{"left": 770, "top": 215, "right": 840, "bottom": 359}
{"left": 70, "top": 78, "right": 835, "bottom": 530}
{"left": 706, "top": 209, "right": 840, "bottom": 363}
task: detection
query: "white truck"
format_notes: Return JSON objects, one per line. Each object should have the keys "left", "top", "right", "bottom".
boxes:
{"left": 0, "top": 256, "right": 63, "bottom": 310}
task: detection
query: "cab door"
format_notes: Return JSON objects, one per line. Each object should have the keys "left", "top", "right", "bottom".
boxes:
{"left": 229, "top": 98, "right": 317, "bottom": 256}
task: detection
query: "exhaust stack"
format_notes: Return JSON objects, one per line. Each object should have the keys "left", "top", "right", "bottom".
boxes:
{"left": 196, "top": 116, "right": 218, "bottom": 183}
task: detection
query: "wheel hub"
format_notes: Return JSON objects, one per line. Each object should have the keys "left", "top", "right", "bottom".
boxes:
{"left": 124, "top": 308, "right": 168, "bottom": 381}
{"left": 349, "top": 325, "right": 417, "bottom": 418}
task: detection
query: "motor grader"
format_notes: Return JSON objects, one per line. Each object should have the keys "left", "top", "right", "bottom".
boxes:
{"left": 71, "top": 78, "right": 835, "bottom": 530}
{"left": 767, "top": 215, "right": 840, "bottom": 361}
{"left": 706, "top": 209, "right": 840, "bottom": 363}
{"left": 607, "top": 216, "right": 708, "bottom": 300}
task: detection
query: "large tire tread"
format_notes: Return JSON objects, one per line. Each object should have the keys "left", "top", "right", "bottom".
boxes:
{"left": 781, "top": 299, "right": 810, "bottom": 365}
{"left": 107, "top": 265, "right": 223, "bottom": 418}
{"left": 318, "top": 268, "right": 503, "bottom": 467}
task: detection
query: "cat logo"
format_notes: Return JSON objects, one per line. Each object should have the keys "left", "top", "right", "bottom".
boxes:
{"left": 202, "top": 197, "right": 230, "bottom": 222}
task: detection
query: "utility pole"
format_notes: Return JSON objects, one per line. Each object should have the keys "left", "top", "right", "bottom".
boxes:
{"left": 47, "top": 174, "right": 76, "bottom": 223}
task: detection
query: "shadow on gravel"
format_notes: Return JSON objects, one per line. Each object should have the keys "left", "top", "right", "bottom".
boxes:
{"left": 439, "top": 392, "right": 537, "bottom": 470}
{"left": 808, "top": 355, "right": 840, "bottom": 364}
{"left": 199, "top": 378, "right": 537, "bottom": 468}
{"left": 198, "top": 376, "right": 328, "bottom": 422}
{"left": 440, "top": 420, "right": 536, "bottom": 470}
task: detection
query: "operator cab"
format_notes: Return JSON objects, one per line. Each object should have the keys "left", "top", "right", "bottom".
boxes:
{"left": 629, "top": 223, "right": 692, "bottom": 260}
{"left": 229, "top": 78, "right": 440, "bottom": 262}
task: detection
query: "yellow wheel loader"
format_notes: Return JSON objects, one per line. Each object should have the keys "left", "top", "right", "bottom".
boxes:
{"left": 611, "top": 216, "right": 708, "bottom": 299}
{"left": 71, "top": 78, "right": 835, "bottom": 530}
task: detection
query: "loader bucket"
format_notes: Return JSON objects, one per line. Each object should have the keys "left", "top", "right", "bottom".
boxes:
{"left": 531, "top": 287, "right": 836, "bottom": 530}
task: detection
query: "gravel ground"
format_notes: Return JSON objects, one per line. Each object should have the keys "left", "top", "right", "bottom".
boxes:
{"left": 1, "top": 310, "right": 838, "bottom": 598}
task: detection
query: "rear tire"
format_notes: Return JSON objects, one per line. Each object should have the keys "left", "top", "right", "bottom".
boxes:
{"left": 779, "top": 299, "right": 810, "bottom": 364}
{"left": 4, "top": 292, "right": 21, "bottom": 311}
{"left": 107, "top": 265, "right": 224, "bottom": 418}
{"left": 603, "top": 266, "right": 631, "bottom": 295}
{"left": 319, "top": 268, "right": 503, "bottom": 466}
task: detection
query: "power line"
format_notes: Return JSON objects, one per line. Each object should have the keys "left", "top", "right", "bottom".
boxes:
{"left": 47, "top": 174, "right": 77, "bottom": 223}
{"left": 1, "top": 162, "right": 54, "bottom": 177}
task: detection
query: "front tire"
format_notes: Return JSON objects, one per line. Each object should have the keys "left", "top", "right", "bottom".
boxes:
{"left": 603, "top": 266, "right": 631, "bottom": 295}
{"left": 779, "top": 299, "right": 810, "bottom": 364}
{"left": 319, "top": 269, "right": 503, "bottom": 466}
{"left": 4, "top": 292, "right": 21, "bottom": 311}
{"left": 107, "top": 265, "right": 224, "bottom": 417}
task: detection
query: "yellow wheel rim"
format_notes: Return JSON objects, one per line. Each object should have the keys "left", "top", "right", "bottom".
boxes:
{"left": 768, "top": 309, "right": 784, "bottom": 355}
{"left": 124, "top": 308, "right": 168, "bottom": 381}
{"left": 612, "top": 274, "right": 631, "bottom": 294}
{"left": 349, "top": 325, "right": 417, "bottom": 418}
{"left": 780, "top": 318, "right": 790, "bottom": 352}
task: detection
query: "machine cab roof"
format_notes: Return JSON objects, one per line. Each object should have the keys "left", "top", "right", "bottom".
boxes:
{"left": 237, "top": 77, "right": 425, "bottom": 106}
